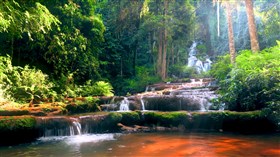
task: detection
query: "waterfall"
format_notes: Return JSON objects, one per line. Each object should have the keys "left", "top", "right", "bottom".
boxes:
{"left": 119, "top": 97, "right": 130, "bottom": 111}
{"left": 37, "top": 117, "right": 83, "bottom": 137}
{"left": 70, "top": 118, "right": 82, "bottom": 135}
{"left": 187, "top": 41, "right": 212, "bottom": 73}
{"left": 140, "top": 96, "right": 146, "bottom": 111}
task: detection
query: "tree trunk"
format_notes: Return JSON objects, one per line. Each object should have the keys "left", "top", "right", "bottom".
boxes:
{"left": 157, "top": 30, "right": 163, "bottom": 77}
{"left": 171, "top": 42, "right": 174, "bottom": 65}
{"left": 225, "top": 3, "right": 236, "bottom": 64}
{"left": 245, "top": 0, "right": 260, "bottom": 52}
{"left": 161, "top": 0, "right": 168, "bottom": 80}
{"left": 161, "top": 28, "right": 167, "bottom": 80}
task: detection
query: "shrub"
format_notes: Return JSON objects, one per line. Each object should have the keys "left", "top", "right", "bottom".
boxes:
{"left": 121, "top": 66, "right": 161, "bottom": 95}
{"left": 77, "top": 80, "right": 114, "bottom": 97}
{"left": 212, "top": 42, "right": 280, "bottom": 111}
{"left": 0, "top": 56, "right": 55, "bottom": 103}
{"left": 168, "top": 64, "right": 196, "bottom": 79}
{"left": 210, "top": 54, "right": 232, "bottom": 81}
{"left": 262, "top": 101, "right": 280, "bottom": 130}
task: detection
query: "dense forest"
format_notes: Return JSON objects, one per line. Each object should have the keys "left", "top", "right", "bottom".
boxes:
{"left": 0, "top": 0, "right": 279, "bottom": 116}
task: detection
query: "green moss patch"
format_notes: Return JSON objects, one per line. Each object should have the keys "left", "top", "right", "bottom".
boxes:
{"left": 0, "top": 116, "right": 36, "bottom": 131}
{"left": 0, "top": 116, "right": 39, "bottom": 145}
{"left": 142, "top": 111, "right": 190, "bottom": 127}
{"left": 141, "top": 111, "right": 277, "bottom": 133}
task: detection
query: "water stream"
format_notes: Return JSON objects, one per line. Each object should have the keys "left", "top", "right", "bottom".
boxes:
{"left": 0, "top": 132, "right": 279, "bottom": 157}
{"left": 118, "top": 97, "right": 130, "bottom": 111}
{"left": 187, "top": 41, "right": 212, "bottom": 73}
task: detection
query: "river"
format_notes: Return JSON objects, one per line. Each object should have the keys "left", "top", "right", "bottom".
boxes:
{"left": 0, "top": 132, "right": 279, "bottom": 157}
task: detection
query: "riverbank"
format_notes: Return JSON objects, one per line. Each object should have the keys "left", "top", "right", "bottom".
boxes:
{"left": 0, "top": 110, "right": 278, "bottom": 146}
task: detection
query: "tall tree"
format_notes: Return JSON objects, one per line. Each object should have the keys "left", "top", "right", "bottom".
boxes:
{"left": 213, "top": 0, "right": 236, "bottom": 63}
{"left": 245, "top": 0, "right": 260, "bottom": 52}
{"left": 225, "top": 2, "right": 236, "bottom": 63}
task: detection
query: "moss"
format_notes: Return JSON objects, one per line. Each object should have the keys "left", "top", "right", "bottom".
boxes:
{"left": 100, "top": 112, "right": 123, "bottom": 132}
{"left": 222, "top": 111, "right": 276, "bottom": 133}
{"left": 119, "top": 111, "right": 141, "bottom": 126}
{"left": 0, "top": 116, "right": 36, "bottom": 131}
{"left": 66, "top": 102, "right": 100, "bottom": 114}
{"left": 190, "top": 112, "right": 226, "bottom": 130}
{"left": 143, "top": 111, "right": 190, "bottom": 127}
{"left": 141, "top": 111, "right": 277, "bottom": 133}
{"left": 0, "top": 110, "right": 29, "bottom": 116}
{"left": 0, "top": 116, "right": 39, "bottom": 145}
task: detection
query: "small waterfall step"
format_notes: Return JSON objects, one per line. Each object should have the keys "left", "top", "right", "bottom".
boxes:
{"left": 37, "top": 117, "right": 83, "bottom": 137}
{"left": 118, "top": 97, "right": 130, "bottom": 111}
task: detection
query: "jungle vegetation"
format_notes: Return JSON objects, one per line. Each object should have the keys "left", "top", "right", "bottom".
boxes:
{"left": 0, "top": 0, "right": 279, "bottom": 119}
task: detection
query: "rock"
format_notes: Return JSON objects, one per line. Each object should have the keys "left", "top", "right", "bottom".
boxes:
{"left": 117, "top": 123, "right": 136, "bottom": 132}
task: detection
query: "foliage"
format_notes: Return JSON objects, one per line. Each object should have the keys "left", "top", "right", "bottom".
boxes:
{"left": 262, "top": 101, "right": 280, "bottom": 130}
{"left": 212, "top": 42, "right": 280, "bottom": 111}
{"left": 168, "top": 64, "right": 196, "bottom": 79}
{"left": 120, "top": 66, "right": 160, "bottom": 95}
{"left": 256, "top": 0, "right": 280, "bottom": 48}
{"left": 196, "top": 44, "right": 207, "bottom": 57}
{"left": 0, "top": 1, "right": 60, "bottom": 37}
{"left": 75, "top": 80, "right": 114, "bottom": 97}
{"left": 0, "top": 0, "right": 280, "bottom": 107}
{"left": 0, "top": 87, "right": 5, "bottom": 103}
{"left": 0, "top": 56, "right": 54, "bottom": 103}
{"left": 210, "top": 54, "right": 232, "bottom": 81}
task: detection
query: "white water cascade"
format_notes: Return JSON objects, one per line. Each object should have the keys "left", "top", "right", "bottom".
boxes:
{"left": 38, "top": 117, "right": 84, "bottom": 137}
{"left": 140, "top": 96, "right": 146, "bottom": 111}
{"left": 70, "top": 118, "right": 82, "bottom": 136}
{"left": 119, "top": 97, "right": 130, "bottom": 111}
{"left": 187, "top": 41, "right": 212, "bottom": 73}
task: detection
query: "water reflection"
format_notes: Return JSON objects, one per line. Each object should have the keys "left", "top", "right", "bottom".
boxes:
{"left": 0, "top": 133, "right": 279, "bottom": 157}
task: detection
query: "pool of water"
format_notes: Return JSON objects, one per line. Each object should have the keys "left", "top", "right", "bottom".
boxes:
{"left": 0, "top": 132, "right": 279, "bottom": 157}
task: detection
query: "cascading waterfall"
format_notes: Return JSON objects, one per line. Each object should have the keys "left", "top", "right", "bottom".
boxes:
{"left": 119, "top": 97, "right": 130, "bottom": 111}
{"left": 37, "top": 117, "right": 84, "bottom": 137}
{"left": 140, "top": 96, "right": 146, "bottom": 111}
{"left": 142, "top": 79, "right": 219, "bottom": 111}
{"left": 187, "top": 41, "right": 212, "bottom": 73}
{"left": 70, "top": 118, "right": 82, "bottom": 135}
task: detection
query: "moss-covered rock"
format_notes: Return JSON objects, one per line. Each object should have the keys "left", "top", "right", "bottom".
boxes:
{"left": 142, "top": 111, "right": 191, "bottom": 127}
{"left": 222, "top": 111, "right": 276, "bottom": 133}
{"left": 0, "top": 116, "right": 36, "bottom": 131}
{"left": 0, "top": 116, "right": 39, "bottom": 145}
{"left": 190, "top": 112, "right": 225, "bottom": 131}
{"left": 119, "top": 111, "right": 141, "bottom": 126}
{"left": 0, "top": 110, "right": 29, "bottom": 116}
{"left": 141, "top": 111, "right": 277, "bottom": 133}
{"left": 99, "top": 112, "right": 123, "bottom": 132}
{"left": 66, "top": 102, "right": 100, "bottom": 114}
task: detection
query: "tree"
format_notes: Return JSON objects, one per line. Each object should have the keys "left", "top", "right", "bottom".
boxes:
{"left": 245, "top": 0, "right": 260, "bottom": 52}
{"left": 0, "top": 1, "right": 60, "bottom": 59}
{"left": 36, "top": 0, "right": 105, "bottom": 83}
{"left": 212, "top": 0, "right": 237, "bottom": 63}
{"left": 225, "top": 2, "right": 236, "bottom": 63}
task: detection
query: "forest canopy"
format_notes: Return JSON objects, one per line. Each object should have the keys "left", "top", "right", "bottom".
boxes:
{"left": 0, "top": 0, "right": 279, "bottom": 99}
